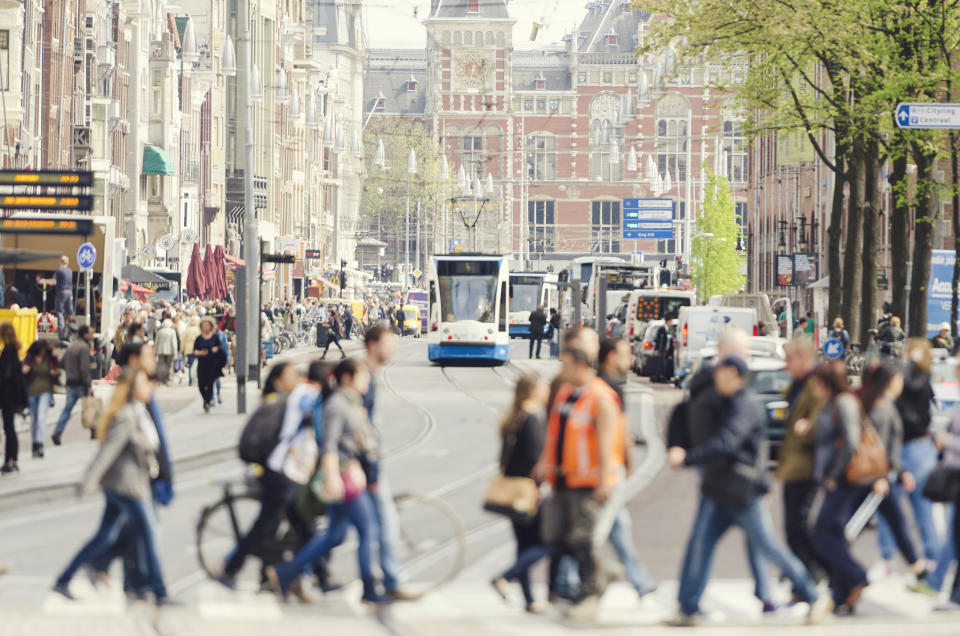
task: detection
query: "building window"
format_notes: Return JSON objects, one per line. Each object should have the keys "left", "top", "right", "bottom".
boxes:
{"left": 577, "top": 72, "right": 587, "bottom": 84}
{"left": 526, "top": 135, "right": 557, "bottom": 181}
{"left": 461, "top": 135, "right": 483, "bottom": 180}
{"left": 148, "top": 175, "right": 161, "bottom": 200}
{"left": 656, "top": 239, "right": 677, "bottom": 254}
{"left": 536, "top": 98, "right": 546, "bottom": 112}
{"left": 406, "top": 77, "right": 417, "bottom": 93}
{"left": 603, "top": 71, "right": 613, "bottom": 83}
{"left": 591, "top": 201, "right": 621, "bottom": 254}
{"left": 535, "top": 71, "right": 545, "bottom": 90}
{"left": 656, "top": 118, "right": 687, "bottom": 182}
{"left": 528, "top": 200, "right": 556, "bottom": 253}
{"left": 549, "top": 99, "right": 559, "bottom": 112}
{"left": 606, "top": 30, "right": 618, "bottom": 46}
{"left": 724, "top": 121, "right": 747, "bottom": 183}
{"left": 523, "top": 99, "right": 533, "bottom": 111}
{"left": 0, "top": 31, "right": 8, "bottom": 90}
{"left": 151, "top": 69, "right": 162, "bottom": 116}
{"left": 735, "top": 201, "right": 747, "bottom": 226}
{"left": 467, "top": 0, "right": 479, "bottom": 13}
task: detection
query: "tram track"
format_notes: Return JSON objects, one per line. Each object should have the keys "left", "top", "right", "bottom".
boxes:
{"left": 380, "top": 342, "right": 439, "bottom": 461}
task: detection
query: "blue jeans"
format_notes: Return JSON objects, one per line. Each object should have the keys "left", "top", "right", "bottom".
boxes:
{"left": 54, "top": 385, "right": 87, "bottom": 436}
{"left": 926, "top": 504, "right": 955, "bottom": 591}
{"left": 55, "top": 289, "right": 73, "bottom": 332}
{"left": 275, "top": 492, "right": 377, "bottom": 589}
{"left": 370, "top": 476, "right": 403, "bottom": 591}
{"left": 609, "top": 508, "right": 656, "bottom": 594}
{"left": 28, "top": 392, "right": 51, "bottom": 445}
{"left": 186, "top": 354, "right": 195, "bottom": 385}
{"left": 678, "top": 495, "right": 816, "bottom": 616}
{"left": 57, "top": 491, "right": 167, "bottom": 599}
{"left": 877, "top": 438, "right": 940, "bottom": 562}
{"left": 814, "top": 483, "right": 869, "bottom": 605}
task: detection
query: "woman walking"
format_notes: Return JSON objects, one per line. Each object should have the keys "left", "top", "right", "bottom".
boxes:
{"left": 23, "top": 341, "right": 60, "bottom": 459}
{"left": 490, "top": 374, "right": 550, "bottom": 613}
{"left": 182, "top": 315, "right": 201, "bottom": 386}
{"left": 193, "top": 317, "right": 226, "bottom": 413}
{"left": 53, "top": 368, "right": 173, "bottom": 605}
{"left": 266, "top": 358, "right": 387, "bottom": 604}
{"left": 0, "top": 323, "right": 27, "bottom": 474}
{"left": 320, "top": 308, "right": 346, "bottom": 360}
{"left": 154, "top": 318, "right": 179, "bottom": 385}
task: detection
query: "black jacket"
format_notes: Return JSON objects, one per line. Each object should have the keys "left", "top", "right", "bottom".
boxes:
{"left": 501, "top": 411, "right": 545, "bottom": 478}
{"left": 896, "top": 364, "right": 934, "bottom": 443}
{"left": 0, "top": 345, "right": 27, "bottom": 411}
{"left": 684, "top": 387, "right": 768, "bottom": 487}
{"left": 667, "top": 362, "right": 721, "bottom": 450}
{"left": 529, "top": 309, "right": 547, "bottom": 337}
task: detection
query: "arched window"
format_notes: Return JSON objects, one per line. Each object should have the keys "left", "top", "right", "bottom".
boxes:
{"left": 656, "top": 95, "right": 690, "bottom": 183}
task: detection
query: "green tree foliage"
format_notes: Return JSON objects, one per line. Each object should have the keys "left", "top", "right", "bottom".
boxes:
{"left": 691, "top": 170, "right": 745, "bottom": 301}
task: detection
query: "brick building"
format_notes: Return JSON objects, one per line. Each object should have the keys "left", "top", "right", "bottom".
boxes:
{"left": 365, "top": 0, "right": 751, "bottom": 272}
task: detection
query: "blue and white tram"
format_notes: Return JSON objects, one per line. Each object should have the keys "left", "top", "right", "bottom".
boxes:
{"left": 426, "top": 254, "right": 510, "bottom": 364}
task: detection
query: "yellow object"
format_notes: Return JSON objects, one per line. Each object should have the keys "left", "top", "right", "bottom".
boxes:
{"left": 401, "top": 305, "right": 421, "bottom": 335}
{"left": 0, "top": 308, "right": 38, "bottom": 357}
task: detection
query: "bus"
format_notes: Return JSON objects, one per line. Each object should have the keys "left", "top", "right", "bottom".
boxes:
{"left": 426, "top": 255, "right": 510, "bottom": 364}
{"left": 507, "top": 272, "right": 558, "bottom": 337}
{"left": 583, "top": 262, "right": 657, "bottom": 326}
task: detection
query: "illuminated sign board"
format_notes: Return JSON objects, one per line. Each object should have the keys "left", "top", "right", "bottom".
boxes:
{"left": 262, "top": 253, "right": 296, "bottom": 264}
{"left": 0, "top": 217, "right": 94, "bottom": 234}
{"left": 0, "top": 171, "right": 94, "bottom": 187}
{"left": 0, "top": 195, "right": 93, "bottom": 211}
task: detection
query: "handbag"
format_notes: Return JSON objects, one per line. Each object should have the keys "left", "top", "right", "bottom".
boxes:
{"left": 482, "top": 427, "right": 540, "bottom": 522}
{"left": 309, "top": 460, "right": 367, "bottom": 504}
{"left": 923, "top": 462, "right": 960, "bottom": 503}
{"left": 81, "top": 395, "right": 102, "bottom": 430}
{"left": 844, "top": 412, "right": 890, "bottom": 485}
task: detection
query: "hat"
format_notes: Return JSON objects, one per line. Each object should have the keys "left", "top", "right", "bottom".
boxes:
{"left": 940, "top": 322, "right": 950, "bottom": 332}
{"left": 716, "top": 356, "right": 749, "bottom": 377}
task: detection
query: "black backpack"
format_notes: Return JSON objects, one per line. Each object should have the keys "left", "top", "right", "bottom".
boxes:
{"left": 238, "top": 397, "right": 286, "bottom": 465}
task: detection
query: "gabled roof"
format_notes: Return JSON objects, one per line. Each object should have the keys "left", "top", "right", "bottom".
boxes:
{"left": 428, "top": 0, "right": 512, "bottom": 21}
{"left": 569, "top": 0, "right": 652, "bottom": 54}
{"left": 512, "top": 50, "right": 573, "bottom": 92}
{"left": 364, "top": 50, "right": 428, "bottom": 116}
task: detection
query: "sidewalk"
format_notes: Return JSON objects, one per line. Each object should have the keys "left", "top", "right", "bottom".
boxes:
{"left": 0, "top": 342, "right": 364, "bottom": 509}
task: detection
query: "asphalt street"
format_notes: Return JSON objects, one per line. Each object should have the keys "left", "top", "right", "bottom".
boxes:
{"left": 0, "top": 337, "right": 957, "bottom": 635}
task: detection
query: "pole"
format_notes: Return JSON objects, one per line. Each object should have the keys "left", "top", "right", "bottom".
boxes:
{"left": 240, "top": 0, "right": 259, "bottom": 381}
{"left": 405, "top": 174, "right": 410, "bottom": 285}
{"left": 415, "top": 198, "right": 421, "bottom": 274}
{"left": 234, "top": 266, "right": 247, "bottom": 413}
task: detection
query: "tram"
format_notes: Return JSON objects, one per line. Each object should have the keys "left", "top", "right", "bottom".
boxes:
{"left": 426, "top": 254, "right": 510, "bottom": 364}
{"left": 508, "top": 271, "right": 558, "bottom": 337}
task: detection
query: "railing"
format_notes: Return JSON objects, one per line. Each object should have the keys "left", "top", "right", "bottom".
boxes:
{"left": 578, "top": 52, "right": 638, "bottom": 66}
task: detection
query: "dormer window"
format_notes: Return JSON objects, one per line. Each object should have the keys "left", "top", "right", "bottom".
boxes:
{"left": 622, "top": 1, "right": 632, "bottom": 14}
{"left": 606, "top": 29, "right": 618, "bottom": 46}
{"left": 535, "top": 71, "right": 546, "bottom": 90}
{"left": 373, "top": 90, "right": 385, "bottom": 111}
{"left": 467, "top": 0, "right": 479, "bottom": 14}
{"left": 406, "top": 76, "right": 418, "bottom": 93}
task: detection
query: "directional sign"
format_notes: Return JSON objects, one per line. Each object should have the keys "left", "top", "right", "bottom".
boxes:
{"left": 896, "top": 103, "right": 960, "bottom": 130}
{"left": 623, "top": 198, "right": 675, "bottom": 240}
{"left": 76, "top": 242, "right": 97, "bottom": 271}
{"left": 823, "top": 338, "right": 844, "bottom": 360}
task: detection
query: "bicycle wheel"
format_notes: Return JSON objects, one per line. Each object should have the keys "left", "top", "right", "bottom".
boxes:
{"left": 195, "top": 491, "right": 264, "bottom": 580}
{"left": 392, "top": 491, "right": 467, "bottom": 596}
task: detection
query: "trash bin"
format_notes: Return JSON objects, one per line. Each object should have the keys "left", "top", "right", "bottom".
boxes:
{"left": 315, "top": 324, "right": 330, "bottom": 347}
{"left": 0, "top": 308, "right": 38, "bottom": 356}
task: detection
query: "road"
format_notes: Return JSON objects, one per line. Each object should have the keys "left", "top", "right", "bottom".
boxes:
{"left": 0, "top": 337, "right": 956, "bottom": 635}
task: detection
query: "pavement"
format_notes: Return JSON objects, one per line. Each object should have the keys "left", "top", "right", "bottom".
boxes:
{"left": 2, "top": 338, "right": 960, "bottom": 634}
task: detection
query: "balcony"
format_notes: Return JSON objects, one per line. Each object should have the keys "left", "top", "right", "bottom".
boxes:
{"left": 578, "top": 52, "right": 637, "bottom": 66}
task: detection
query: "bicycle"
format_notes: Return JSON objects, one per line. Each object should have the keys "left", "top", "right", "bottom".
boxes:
{"left": 196, "top": 478, "right": 467, "bottom": 597}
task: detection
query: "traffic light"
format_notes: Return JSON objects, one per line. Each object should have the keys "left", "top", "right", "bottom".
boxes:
{"left": 340, "top": 259, "right": 347, "bottom": 290}
{"left": 659, "top": 268, "right": 671, "bottom": 287}
{"left": 676, "top": 256, "right": 683, "bottom": 272}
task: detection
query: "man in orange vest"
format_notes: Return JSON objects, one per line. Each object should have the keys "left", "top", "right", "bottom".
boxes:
{"left": 534, "top": 327, "right": 622, "bottom": 620}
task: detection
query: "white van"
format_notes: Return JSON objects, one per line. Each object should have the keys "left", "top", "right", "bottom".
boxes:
{"left": 675, "top": 305, "right": 758, "bottom": 374}
{"left": 624, "top": 289, "right": 696, "bottom": 346}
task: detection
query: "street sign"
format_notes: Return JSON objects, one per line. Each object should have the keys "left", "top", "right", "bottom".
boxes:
{"left": 304, "top": 249, "right": 322, "bottom": 259}
{"left": 623, "top": 198, "right": 674, "bottom": 240}
{"left": 413, "top": 269, "right": 422, "bottom": 278}
{"left": 142, "top": 246, "right": 156, "bottom": 257}
{"left": 262, "top": 253, "right": 295, "bottom": 264}
{"left": 823, "top": 338, "right": 844, "bottom": 359}
{"left": 0, "top": 170, "right": 94, "bottom": 186}
{"left": 157, "top": 234, "right": 177, "bottom": 252}
{"left": 76, "top": 242, "right": 97, "bottom": 271}
{"left": 896, "top": 103, "right": 960, "bottom": 129}
{"left": 181, "top": 228, "right": 198, "bottom": 244}
{"left": 0, "top": 195, "right": 92, "bottom": 211}
{"left": 0, "top": 217, "right": 93, "bottom": 234}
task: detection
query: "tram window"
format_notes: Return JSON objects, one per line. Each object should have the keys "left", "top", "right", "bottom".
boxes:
{"left": 499, "top": 282, "right": 507, "bottom": 330}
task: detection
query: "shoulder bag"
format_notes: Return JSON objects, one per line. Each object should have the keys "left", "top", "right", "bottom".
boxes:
{"left": 923, "top": 462, "right": 960, "bottom": 503}
{"left": 843, "top": 407, "right": 890, "bottom": 485}
{"left": 483, "top": 427, "right": 540, "bottom": 523}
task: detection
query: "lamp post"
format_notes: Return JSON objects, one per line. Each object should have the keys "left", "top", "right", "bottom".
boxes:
{"left": 406, "top": 148, "right": 417, "bottom": 286}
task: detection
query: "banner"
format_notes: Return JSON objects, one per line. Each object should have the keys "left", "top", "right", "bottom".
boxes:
{"left": 928, "top": 250, "right": 956, "bottom": 337}
{"left": 792, "top": 253, "right": 819, "bottom": 286}
{"left": 776, "top": 255, "right": 794, "bottom": 286}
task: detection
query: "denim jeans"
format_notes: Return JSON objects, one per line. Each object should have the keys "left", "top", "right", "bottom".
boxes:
{"left": 926, "top": 504, "right": 954, "bottom": 591}
{"left": 57, "top": 491, "right": 167, "bottom": 599}
{"left": 877, "top": 437, "right": 940, "bottom": 561}
{"left": 609, "top": 508, "right": 655, "bottom": 594}
{"left": 186, "top": 354, "right": 195, "bottom": 385}
{"left": 275, "top": 491, "right": 377, "bottom": 589}
{"left": 370, "top": 475, "right": 402, "bottom": 591}
{"left": 90, "top": 499, "right": 163, "bottom": 595}
{"left": 54, "top": 385, "right": 87, "bottom": 436}
{"left": 28, "top": 392, "right": 51, "bottom": 445}
{"left": 55, "top": 289, "right": 74, "bottom": 332}
{"left": 502, "top": 514, "right": 551, "bottom": 606}
{"left": 814, "top": 483, "right": 869, "bottom": 605}
{"left": 678, "top": 495, "right": 816, "bottom": 616}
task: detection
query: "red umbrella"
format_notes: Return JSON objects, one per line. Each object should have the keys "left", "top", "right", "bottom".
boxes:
{"left": 213, "top": 245, "right": 229, "bottom": 300}
{"left": 186, "top": 243, "right": 207, "bottom": 299}
{"left": 202, "top": 244, "right": 219, "bottom": 300}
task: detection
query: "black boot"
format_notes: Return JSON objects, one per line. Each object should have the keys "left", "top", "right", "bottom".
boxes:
{"left": 361, "top": 578, "right": 392, "bottom": 605}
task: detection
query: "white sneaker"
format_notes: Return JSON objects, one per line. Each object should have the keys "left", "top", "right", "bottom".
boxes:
{"left": 867, "top": 560, "right": 894, "bottom": 582}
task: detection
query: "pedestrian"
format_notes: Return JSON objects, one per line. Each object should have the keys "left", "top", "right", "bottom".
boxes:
{"left": 667, "top": 356, "right": 831, "bottom": 626}
{"left": 193, "top": 316, "right": 226, "bottom": 412}
{"left": 828, "top": 318, "right": 851, "bottom": 352}
{"left": 154, "top": 319, "right": 179, "bottom": 385}
{"left": 533, "top": 327, "right": 621, "bottom": 621}
{"left": 360, "top": 324, "right": 414, "bottom": 600}
{"left": 343, "top": 307, "right": 355, "bottom": 340}
{"left": 776, "top": 335, "right": 828, "bottom": 589}
{"left": 182, "top": 315, "right": 201, "bottom": 386}
{"left": 262, "top": 361, "right": 302, "bottom": 398}
{"left": 214, "top": 326, "right": 230, "bottom": 405}
{"left": 859, "top": 361, "right": 928, "bottom": 580}
{"left": 490, "top": 373, "right": 550, "bottom": 613}
{"left": 53, "top": 325, "right": 96, "bottom": 446}
{"left": 266, "top": 358, "right": 390, "bottom": 605}
{"left": 395, "top": 305, "right": 406, "bottom": 337}
{"left": 932, "top": 362, "right": 960, "bottom": 607}
{"left": 53, "top": 367, "right": 174, "bottom": 605}
{"left": 931, "top": 323, "right": 953, "bottom": 351}
{"left": 0, "top": 323, "right": 27, "bottom": 473}
{"left": 652, "top": 315, "right": 674, "bottom": 382}
{"left": 878, "top": 316, "right": 906, "bottom": 357}
{"left": 23, "top": 340, "right": 60, "bottom": 459}
{"left": 36, "top": 255, "right": 74, "bottom": 337}
{"left": 321, "top": 308, "right": 346, "bottom": 360}
{"left": 810, "top": 359, "right": 871, "bottom": 613}
{"left": 528, "top": 305, "right": 547, "bottom": 359}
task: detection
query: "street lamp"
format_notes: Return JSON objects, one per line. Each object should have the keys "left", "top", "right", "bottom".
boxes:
{"left": 406, "top": 148, "right": 417, "bottom": 284}
{"left": 374, "top": 138, "right": 386, "bottom": 169}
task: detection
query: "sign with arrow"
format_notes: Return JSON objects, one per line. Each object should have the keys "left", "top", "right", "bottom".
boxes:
{"left": 896, "top": 103, "right": 960, "bottom": 129}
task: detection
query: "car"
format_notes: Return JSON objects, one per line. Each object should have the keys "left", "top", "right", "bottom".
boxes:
{"left": 632, "top": 320, "right": 664, "bottom": 376}
{"left": 746, "top": 358, "right": 793, "bottom": 462}
{"left": 604, "top": 299, "right": 629, "bottom": 339}
{"left": 401, "top": 304, "right": 422, "bottom": 337}
{"left": 931, "top": 351, "right": 957, "bottom": 433}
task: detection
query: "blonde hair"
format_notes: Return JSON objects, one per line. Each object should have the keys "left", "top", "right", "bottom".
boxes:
{"left": 890, "top": 316, "right": 901, "bottom": 328}
{"left": 499, "top": 373, "right": 543, "bottom": 438}
{"left": 905, "top": 338, "right": 932, "bottom": 374}
{"left": 96, "top": 368, "right": 142, "bottom": 442}
{"left": 833, "top": 317, "right": 844, "bottom": 330}
{"left": 200, "top": 315, "right": 218, "bottom": 333}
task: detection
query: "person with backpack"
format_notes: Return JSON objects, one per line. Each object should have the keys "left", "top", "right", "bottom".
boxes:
{"left": 829, "top": 318, "right": 851, "bottom": 352}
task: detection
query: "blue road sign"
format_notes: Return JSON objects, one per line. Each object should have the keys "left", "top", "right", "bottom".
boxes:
{"left": 823, "top": 338, "right": 844, "bottom": 360}
{"left": 896, "top": 103, "right": 960, "bottom": 130}
{"left": 77, "top": 242, "right": 97, "bottom": 270}
{"left": 623, "top": 198, "right": 675, "bottom": 240}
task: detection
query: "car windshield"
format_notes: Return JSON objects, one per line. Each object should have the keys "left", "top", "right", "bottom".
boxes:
{"left": 510, "top": 281, "right": 540, "bottom": 312}
{"left": 438, "top": 275, "right": 497, "bottom": 323}
{"left": 749, "top": 369, "right": 792, "bottom": 395}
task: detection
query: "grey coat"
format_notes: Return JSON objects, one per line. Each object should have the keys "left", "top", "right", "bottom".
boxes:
{"left": 80, "top": 404, "right": 159, "bottom": 500}
{"left": 813, "top": 393, "right": 861, "bottom": 484}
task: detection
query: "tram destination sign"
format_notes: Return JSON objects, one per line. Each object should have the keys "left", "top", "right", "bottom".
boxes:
{"left": 0, "top": 195, "right": 93, "bottom": 211}
{"left": 0, "top": 217, "right": 94, "bottom": 234}
{"left": 0, "top": 170, "right": 94, "bottom": 187}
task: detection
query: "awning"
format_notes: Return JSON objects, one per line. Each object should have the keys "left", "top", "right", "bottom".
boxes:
{"left": 224, "top": 253, "right": 245, "bottom": 269}
{"left": 142, "top": 145, "right": 175, "bottom": 175}
{"left": 120, "top": 280, "right": 157, "bottom": 295}
{"left": 121, "top": 264, "right": 172, "bottom": 288}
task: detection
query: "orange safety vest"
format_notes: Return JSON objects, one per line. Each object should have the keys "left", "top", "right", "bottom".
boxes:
{"left": 542, "top": 377, "right": 625, "bottom": 489}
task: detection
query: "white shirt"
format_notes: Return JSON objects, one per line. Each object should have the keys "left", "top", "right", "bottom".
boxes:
{"left": 266, "top": 383, "right": 319, "bottom": 473}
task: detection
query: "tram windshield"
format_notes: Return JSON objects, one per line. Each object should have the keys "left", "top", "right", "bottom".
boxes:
{"left": 437, "top": 260, "right": 499, "bottom": 323}
{"left": 509, "top": 276, "right": 541, "bottom": 313}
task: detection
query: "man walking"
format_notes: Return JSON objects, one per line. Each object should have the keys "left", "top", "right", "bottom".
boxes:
{"left": 777, "top": 335, "right": 827, "bottom": 589}
{"left": 52, "top": 325, "right": 94, "bottom": 445}
{"left": 394, "top": 305, "right": 406, "bottom": 337}
{"left": 534, "top": 327, "right": 622, "bottom": 621}
{"left": 652, "top": 315, "right": 674, "bottom": 383}
{"left": 528, "top": 305, "right": 547, "bottom": 359}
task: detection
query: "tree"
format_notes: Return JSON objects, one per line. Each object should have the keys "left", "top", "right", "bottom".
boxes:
{"left": 691, "top": 170, "right": 745, "bottom": 301}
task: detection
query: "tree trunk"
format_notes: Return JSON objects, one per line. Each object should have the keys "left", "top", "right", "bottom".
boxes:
{"left": 842, "top": 146, "right": 864, "bottom": 341}
{"left": 827, "top": 156, "right": 846, "bottom": 326}
{"left": 951, "top": 131, "right": 960, "bottom": 339}
{"left": 890, "top": 153, "right": 909, "bottom": 321}
{"left": 907, "top": 145, "right": 936, "bottom": 337}
{"left": 859, "top": 146, "right": 880, "bottom": 347}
